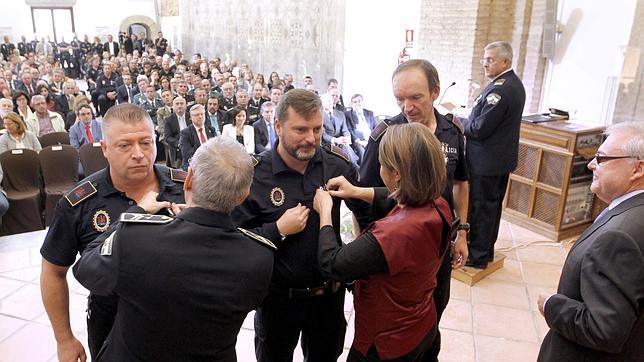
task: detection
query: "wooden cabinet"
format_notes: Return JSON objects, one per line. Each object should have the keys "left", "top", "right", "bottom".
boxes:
{"left": 502, "top": 120, "right": 605, "bottom": 241}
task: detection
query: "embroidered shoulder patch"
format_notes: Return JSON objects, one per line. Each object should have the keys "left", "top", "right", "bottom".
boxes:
{"left": 486, "top": 93, "right": 502, "bottom": 106}
{"left": 170, "top": 168, "right": 187, "bottom": 183}
{"left": 238, "top": 227, "right": 277, "bottom": 250}
{"left": 494, "top": 78, "right": 506, "bottom": 86}
{"left": 119, "top": 213, "right": 174, "bottom": 224}
{"left": 327, "top": 144, "right": 350, "bottom": 163}
{"left": 64, "top": 181, "right": 97, "bottom": 207}
{"left": 250, "top": 155, "right": 260, "bottom": 167}
{"left": 370, "top": 120, "right": 389, "bottom": 142}
{"left": 445, "top": 114, "right": 464, "bottom": 133}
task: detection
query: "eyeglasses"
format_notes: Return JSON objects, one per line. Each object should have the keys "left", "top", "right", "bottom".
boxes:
{"left": 594, "top": 154, "right": 639, "bottom": 165}
{"left": 479, "top": 58, "right": 497, "bottom": 65}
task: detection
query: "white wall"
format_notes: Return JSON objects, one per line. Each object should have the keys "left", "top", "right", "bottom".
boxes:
{"left": 541, "top": 0, "right": 637, "bottom": 124}
{"left": 2, "top": 0, "right": 156, "bottom": 43}
{"left": 342, "top": 0, "right": 421, "bottom": 117}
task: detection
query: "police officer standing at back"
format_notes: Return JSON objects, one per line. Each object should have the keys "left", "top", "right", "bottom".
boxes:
{"left": 359, "top": 59, "right": 469, "bottom": 362}
{"left": 232, "top": 89, "right": 368, "bottom": 361}
{"left": 462, "top": 41, "right": 526, "bottom": 269}
{"left": 40, "top": 104, "right": 185, "bottom": 362}
{"left": 73, "top": 137, "right": 275, "bottom": 361}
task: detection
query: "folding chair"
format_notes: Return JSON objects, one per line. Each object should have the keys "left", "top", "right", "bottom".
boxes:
{"left": 79, "top": 142, "right": 108, "bottom": 177}
{"left": 39, "top": 132, "right": 70, "bottom": 148}
{"left": 0, "top": 149, "right": 43, "bottom": 235}
{"left": 39, "top": 145, "right": 79, "bottom": 226}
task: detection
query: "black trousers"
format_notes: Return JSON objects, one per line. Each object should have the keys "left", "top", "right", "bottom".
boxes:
{"left": 348, "top": 324, "right": 438, "bottom": 362}
{"left": 468, "top": 173, "right": 510, "bottom": 265}
{"left": 254, "top": 289, "right": 347, "bottom": 362}
{"left": 86, "top": 294, "right": 117, "bottom": 360}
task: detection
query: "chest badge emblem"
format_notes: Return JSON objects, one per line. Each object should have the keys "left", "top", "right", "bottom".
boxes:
{"left": 93, "top": 210, "right": 111, "bottom": 232}
{"left": 270, "top": 187, "right": 285, "bottom": 207}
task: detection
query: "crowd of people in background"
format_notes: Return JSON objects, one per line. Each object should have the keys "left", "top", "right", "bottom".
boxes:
{"left": 0, "top": 31, "right": 377, "bottom": 171}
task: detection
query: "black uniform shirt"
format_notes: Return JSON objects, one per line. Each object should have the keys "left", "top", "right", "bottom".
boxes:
{"left": 40, "top": 165, "right": 185, "bottom": 267}
{"left": 360, "top": 109, "right": 468, "bottom": 209}
{"left": 96, "top": 72, "right": 118, "bottom": 96}
{"left": 232, "top": 143, "right": 368, "bottom": 288}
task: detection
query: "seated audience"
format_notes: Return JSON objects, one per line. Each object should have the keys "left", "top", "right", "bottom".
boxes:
{"left": 12, "top": 90, "right": 32, "bottom": 121}
{"left": 36, "top": 84, "right": 56, "bottom": 112}
{"left": 0, "top": 111, "right": 42, "bottom": 153}
{"left": 69, "top": 104, "right": 102, "bottom": 149}
{"left": 313, "top": 123, "right": 455, "bottom": 361}
{"left": 222, "top": 106, "right": 254, "bottom": 153}
{"left": 25, "top": 95, "right": 66, "bottom": 137}
{"left": 179, "top": 104, "right": 214, "bottom": 170}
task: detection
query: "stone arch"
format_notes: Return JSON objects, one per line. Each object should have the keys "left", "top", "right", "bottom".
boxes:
{"left": 119, "top": 15, "right": 159, "bottom": 39}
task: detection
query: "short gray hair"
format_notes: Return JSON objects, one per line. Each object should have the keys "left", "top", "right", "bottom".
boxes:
{"left": 485, "top": 41, "right": 514, "bottom": 61}
{"left": 31, "top": 94, "right": 45, "bottom": 106}
{"left": 189, "top": 104, "right": 205, "bottom": 116}
{"left": 190, "top": 136, "right": 253, "bottom": 213}
{"left": 606, "top": 121, "right": 644, "bottom": 159}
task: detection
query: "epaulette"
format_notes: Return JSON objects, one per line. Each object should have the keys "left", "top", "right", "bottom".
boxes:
{"left": 169, "top": 168, "right": 187, "bottom": 183}
{"left": 238, "top": 227, "right": 277, "bottom": 250}
{"left": 250, "top": 154, "right": 260, "bottom": 167}
{"left": 64, "top": 180, "right": 98, "bottom": 207}
{"left": 325, "top": 144, "right": 350, "bottom": 163}
{"left": 370, "top": 119, "right": 390, "bottom": 142}
{"left": 445, "top": 113, "right": 464, "bottom": 134}
{"left": 494, "top": 78, "right": 506, "bottom": 86}
{"left": 119, "top": 213, "right": 173, "bottom": 224}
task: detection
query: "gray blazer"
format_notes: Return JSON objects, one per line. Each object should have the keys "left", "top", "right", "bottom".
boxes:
{"left": 538, "top": 192, "right": 644, "bottom": 361}
{"left": 0, "top": 131, "right": 42, "bottom": 154}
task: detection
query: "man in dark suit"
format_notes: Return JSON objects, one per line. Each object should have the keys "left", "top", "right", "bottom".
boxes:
{"left": 17, "top": 71, "right": 37, "bottom": 96}
{"left": 320, "top": 93, "right": 358, "bottom": 165}
{"left": 537, "top": 122, "right": 644, "bottom": 361}
{"left": 218, "top": 82, "right": 237, "bottom": 112}
{"left": 54, "top": 80, "right": 79, "bottom": 120}
{"left": 205, "top": 96, "right": 227, "bottom": 136}
{"left": 463, "top": 41, "right": 526, "bottom": 269}
{"left": 116, "top": 74, "right": 138, "bottom": 104}
{"left": 252, "top": 102, "right": 276, "bottom": 154}
{"left": 103, "top": 34, "right": 119, "bottom": 57}
{"left": 164, "top": 96, "right": 191, "bottom": 168}
{"left": 345, "top": 94, "right": 377, "bottom": 164}
{"left": 179, "top": 105, "right": 214, "bottom": 170}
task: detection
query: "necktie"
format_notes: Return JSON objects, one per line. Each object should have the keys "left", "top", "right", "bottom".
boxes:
{"left": 28, "top": 85, "right": 33, "bottom": 94}
{"left": 198, "top": 128, "right": 207, "bottom": 144}
{"left": 85, "top": 124, "right": 93, "bottom": 143}
{"left": 268, "top": 122, "right": 276, "bottom": 146}
{"left": 210, "top": 115, "right": 220, "bottom": 135}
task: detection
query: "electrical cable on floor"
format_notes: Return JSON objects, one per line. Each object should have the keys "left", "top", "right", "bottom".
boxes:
{"left": 495, "top": 237, "right": 577, "bottom": 252}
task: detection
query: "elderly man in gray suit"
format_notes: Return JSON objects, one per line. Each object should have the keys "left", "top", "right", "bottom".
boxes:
{"left": 538, "top": 121, "right": 644, "bottom": 361}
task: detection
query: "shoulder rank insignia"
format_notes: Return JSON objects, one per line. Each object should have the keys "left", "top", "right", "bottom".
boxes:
{"left": 250, "top": 154, "right": 260, "bottom": 167}
{"left": 486, "top": 93, "right": 501, "bottom": 106}
{"left": 370, "top": 120, "right": 389, "bottom": 142}
{"left": 238, "top": 227, "right": 277, "bottom": 250}
{"left": 120, "top": 213, "right": 174, "bottom": 224}
{"left": 170, "top": 168, "right": 187, "bottom": 183}
{"left": 445, "top": 113, "right": 464, "bottom": 133}
{"left": 100, "top": 232, "right": 116, "bottom": 256}
{"left": 494, "top": 78, "right": 506, "bottom": 86}
{"left": 328, "top": 144, "right": 350, "bottom": 163}
{"left": 65, "top": 181, "right": 97, "bottom": 207}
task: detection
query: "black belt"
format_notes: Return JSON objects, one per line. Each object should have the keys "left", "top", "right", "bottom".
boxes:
{"left": 273, "top": 281, "right": 343, "bottom": 299}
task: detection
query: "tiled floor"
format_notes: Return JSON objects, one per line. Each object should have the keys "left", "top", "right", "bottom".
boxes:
{"left": 0, "top": 220, "right": 572, "bottom": 362}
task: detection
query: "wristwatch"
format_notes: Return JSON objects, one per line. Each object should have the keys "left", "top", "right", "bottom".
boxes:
{"left": 457, "top": 223, "right": 470, "bottom": 232}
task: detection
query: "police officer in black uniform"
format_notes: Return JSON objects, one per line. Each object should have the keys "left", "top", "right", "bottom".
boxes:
{"left": 17, "top": 35, "right": 32, "bottom": 57}
{"left": 40, "top": 104, "right": 185, "bottom": 362}
{"left": 463, "top": 41, "right": 526, "bottom": 269}
{"left": 232, "top": 89, "right": 368, "bottom": 362}
{"left": 73, "top": 137, "right": 274, "bottom": 361}
{"left": 80, "top": 35, "right": 92, "bottom": 62}
{"left": 154, "top": 31, "right": 168, "bottom": 56}
{"left": 96, "top": 62, "right": 118, "bottom": 116}
{"left": 359, "top": 59, "right": 470, "bottom": 362}
{"left": 0, "top": 36, "right": 15, "bottom": 61}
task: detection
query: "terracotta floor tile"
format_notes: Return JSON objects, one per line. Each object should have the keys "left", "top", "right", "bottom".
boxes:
{"left": 449, "top": 279, "right": 471, "bottom": 301}
{"left": 0, "top": 265, "right": 40, "bottom": 282}
{"left": 533, "top": 311, "right": 550, "bottom": 342}
{"left": 473, "top": 303, "right": 539, "bottom": 343}
{"left": 0, "top": 249, "right": 31, "bottom": 273}
{"left": 525, "top": 284, "right": 557, "bottom": 312}
{"left": 0, "top": 284, "right": 45, "bottom": 320}
{"left": 516, "top": 244, "right": 566, "bottom": 266}
{"left": 522, "top": 262, "right": 562, "bottom": 287}
{"left": 487, "top": 259, "right": 523, "bottom": 284}
{"left": 0, "top": 276, "right": 26, "bottom": 299}
{"left": 475, "top": 334, "right": 541, "bottom": 362}
{"left": 509, "top": 224, "right": 552, "bottom": 244}
{"left": 0, "top": 322, "right": 57, "bottom": 362}
{"left": 438, "top": 329, "right": 475, "bottom": 362}
{"left": 439, "top": 299, "right": 472, "bottom": 333}
{"left": 472, "top": 279, "right": 529, "bottom": 310}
